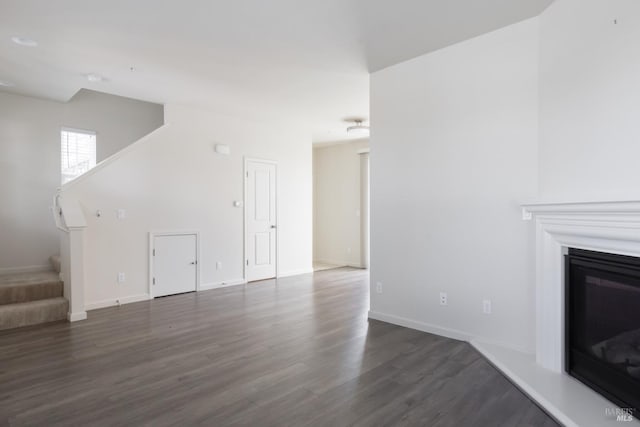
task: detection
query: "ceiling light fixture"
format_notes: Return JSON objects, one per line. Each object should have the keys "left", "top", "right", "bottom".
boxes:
{"left": 11, "top": 36, "right": 38, "bottom": 47}
{"left": 86, "top": 73, "right": 104, "bottom": 83}
{"left": 0, "top": 80, "right": 15, "bottom": 87}
{"left": 346, "top": 119, "right": 369, "bottom": 135}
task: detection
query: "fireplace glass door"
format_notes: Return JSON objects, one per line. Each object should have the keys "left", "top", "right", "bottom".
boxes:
{"left": 566, "top": 248, "right": 640, "bottom": 413}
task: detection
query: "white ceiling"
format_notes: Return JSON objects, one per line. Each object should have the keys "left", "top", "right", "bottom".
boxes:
{"left": 0, "top": 0, "right": 552, "bottom": 143}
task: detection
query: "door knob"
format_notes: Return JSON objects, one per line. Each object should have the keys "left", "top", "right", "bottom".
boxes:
{"left": 190, "top": 261, "right": 197, "bottom": 265}
{"left": 270, "top": 225, "right": 277, "bottom": 229}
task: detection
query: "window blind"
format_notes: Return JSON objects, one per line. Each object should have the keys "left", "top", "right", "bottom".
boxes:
{"left": 61, "top": 129, "right": 96, "bottom": 184}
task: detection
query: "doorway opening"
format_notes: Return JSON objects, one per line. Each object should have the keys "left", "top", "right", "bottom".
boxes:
{"left": 312, "top": 140, "right": 370, "bottom": 272}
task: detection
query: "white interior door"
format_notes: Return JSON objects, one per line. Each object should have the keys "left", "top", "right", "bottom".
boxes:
{"left": 246, "top": 160, "right": 277, "bottom": 282}
{"left": 153, "top": 234, "right": 197, "bottom": 297}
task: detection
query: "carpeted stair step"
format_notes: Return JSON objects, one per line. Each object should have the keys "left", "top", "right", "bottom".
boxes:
{"left": 49, "top": 254, "right": 61, "bottom": 274}
{"left": 0, "top": 271, "right": 63, "bottom": 305}
{"left": 0, "top": 297, "right": 68, "bottom": 331}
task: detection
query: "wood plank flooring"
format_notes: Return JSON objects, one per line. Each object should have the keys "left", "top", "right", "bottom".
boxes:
{"left": 0, "top": 268, "right": 558, "bottom": 426}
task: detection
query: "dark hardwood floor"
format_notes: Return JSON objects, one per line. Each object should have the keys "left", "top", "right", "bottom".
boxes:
{"left": 0, "top": 268, "right": 558, "bottom": 427}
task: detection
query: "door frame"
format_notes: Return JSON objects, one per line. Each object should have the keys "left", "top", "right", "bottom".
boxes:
{"left": 148, "top": 230, "right": 200, "bottom": 298}
{"left": 244, "top": 157, "right": 279, "bottom": 282}
{"left": 358, "top": 150, "right": 370, "bottom": 269}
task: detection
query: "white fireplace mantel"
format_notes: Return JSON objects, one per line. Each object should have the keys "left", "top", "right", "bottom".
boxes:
{"left": 468, "top": 200, "right": 640, "bottom": 426}
{"left": 522, "top": 200, "right": 640, "bottom": 373}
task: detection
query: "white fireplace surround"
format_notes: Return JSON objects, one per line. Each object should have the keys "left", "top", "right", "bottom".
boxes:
{"left": 522, "top": 200, "right": 640, "bottom": 374}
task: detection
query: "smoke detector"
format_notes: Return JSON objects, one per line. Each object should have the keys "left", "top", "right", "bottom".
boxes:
{"left": 11, "top": 36, "right": 38, "bottom": 47}
{"left": 86, "top": 73, "right": 105, "bottom": 83}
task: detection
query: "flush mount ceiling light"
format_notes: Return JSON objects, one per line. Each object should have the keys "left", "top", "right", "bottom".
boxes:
{"left": 0, "top": 80, "right": 15, "bottom": 87}
{"left": 346, "top": 119, "right": 369, "bottom": 135}
{"left": 11, "top": 36, "right": 38, "bottom": 47}
{"left": 86, "top": 73, "right": 104, "bottom": 83}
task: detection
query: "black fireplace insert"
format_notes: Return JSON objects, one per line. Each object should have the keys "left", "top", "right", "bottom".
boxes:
{"left": 565, "top": 248, "right": 640, "bottom": 415}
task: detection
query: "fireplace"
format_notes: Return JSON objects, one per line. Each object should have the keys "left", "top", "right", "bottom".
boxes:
{"left": 565, "top": 248, "right": 640, "bottom": 414}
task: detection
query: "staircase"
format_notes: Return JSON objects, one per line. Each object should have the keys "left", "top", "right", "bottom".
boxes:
{"left": 0, "top": 256, "right": 68, "bottom": 331}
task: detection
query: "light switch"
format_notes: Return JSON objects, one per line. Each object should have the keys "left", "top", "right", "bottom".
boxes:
{"left": 117, "top": 209, "right": 126, "bottom": 219}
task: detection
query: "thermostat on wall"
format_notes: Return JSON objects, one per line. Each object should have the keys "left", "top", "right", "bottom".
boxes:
{"left": 215, "top": 144, "right": 230, "bottom": 155}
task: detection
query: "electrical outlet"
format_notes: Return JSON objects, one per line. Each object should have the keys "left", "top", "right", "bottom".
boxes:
{"left": 216, "top": 261, "right": 222, "bottom": 270}
{"left": 117, "top": 272, "right": 126, "bottom": 283}
{"left": 439, "top": 292, "right": 448, "bottom": 306}
{"left": 483, "top": 299, "right": 492, "bottom": 314}
{"left": 376, "top": 282, "right": 383, "bottom": 294}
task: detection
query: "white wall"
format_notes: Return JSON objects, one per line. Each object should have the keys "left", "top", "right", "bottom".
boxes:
{"left": 313, "top": 140, "right": 368, "bottom": 267}
{"left": 62, "top": 104, "right": 312, "bottom": 309}
{"left": 0, "top": 89, "right": 163, "bottom": 272}
{"left": 370, "top": 19, "right": 539, "bottom": 351}
{"left": 539, "top": 0, "right": 640, "bottom": 200}
{"left": 64, "top": 90, "right": 165, "bottom": 160}
{"left": 370, "top": 0, "right": 640, "bottom": 353}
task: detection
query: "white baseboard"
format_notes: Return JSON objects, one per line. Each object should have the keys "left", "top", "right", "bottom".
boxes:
{"left": 85, "top": 300, "right": 113, "bottom": 311}
{"left": 367, "top": 310, "right": 533, "bottom": 354}
{"left": 200, "top": 279, "right": 246, "bottom": 291}
{"left": 315, "top": 259, "right": 364, "bottom": 269}
{"left": 277, "top": 268, "right": 314, "bottom": 278}
{"left": 314, "top": 259, "right": 347, "bottom": 267}
{"left": 367, "top": 310, "right": 471, "bottom": 342}
{"left": 67, "top": 311, "right": 87, "bottom": 322}
{"left": 0, "top": 264, "right": 51, "bottom": 275}
{"left": 120, "top": 294, "right": 150, "bottom": 305}
{"left": 86, "top": 293, "right": 150, "bottom": 311}
{"left": 471, "top": 337, "right": 534, "bottom": 355}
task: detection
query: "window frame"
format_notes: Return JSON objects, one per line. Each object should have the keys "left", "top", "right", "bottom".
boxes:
{"left": 60, "top": 127, "right": 97, "bottom": 185}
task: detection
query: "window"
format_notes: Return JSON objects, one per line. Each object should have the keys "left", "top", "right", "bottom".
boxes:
{"left": 61, "top": 128, "right": 96, "bottom": 184}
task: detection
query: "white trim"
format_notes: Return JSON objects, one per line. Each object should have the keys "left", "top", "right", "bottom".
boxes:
{"left": 86, "top": 300, "right": 114, "bottom": 311}
{"left": 522, "top": 199, "right": 640, "bottom": 215}
{"left": 61, "top": 126, "right": 96, "bottom": 136}
{"left": 120, "top": 294, "right": 151, "bottom": 305}
{"left": 67, "top": 311, "right": 87, "bottom": 322}
{"left": 356, "top": 148, "right": 370, "bottom": 154}
{"left": 0, "top": 265, "right": 51, "bottom": 275}
{"left": 368, "top": 313, "right": 532, "bottom": 354}
{"left": 148, "top": 230, "right": 200, "bottom": 298}
{"left": 199, "top": 279, "right": 247, "bottom": 291}
{"left": 61, "top": 124, "right": 169, "bottom": 191}
{"left": 86, "top": 293, "right": 150, "bottom": 311}
{"left": 367, "top": 310, "right": 471, "bottom": 342}
{"left": 314, "top": 258, "right": 363, "bottom": 269}
{"left": 277, "top": 268, "right": 314, "bottom": 278}
{"left": 523, "top": 199, "right": 640, "bottom": 373}
{"left": 244, "top": 157, "right": 279, "bottom": 283}
{"left": 469, "top": 337, "right": 534, "bottom": 355}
